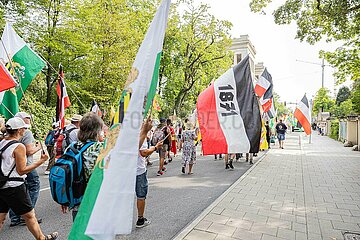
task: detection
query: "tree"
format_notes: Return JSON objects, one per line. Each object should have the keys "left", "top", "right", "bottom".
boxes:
{"left": 313, "top": 87, "right": 334, "bottom": 115}
{"left": 351, "top": 79, "right": 360, "bottom": 114}
{"left": 159, "top": 0, "right": 233, "bottom": 117}
{"left": 273, "top": 92, "right": 289, "bottom": 117}
{"left": 335, "top": 86, "right": 351, "bottom": 105}
{"left": 250, "top": 0, "right": 360, "bottom": 83}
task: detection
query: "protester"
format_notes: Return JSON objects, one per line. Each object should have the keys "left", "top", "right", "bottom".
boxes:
{"left": 275, "top": 119, "right": 287, "bottom": 149}
{"left": 61, "top": 114, "right": 82, "bottom": 151}
{"left": 136, "top": 117, "right": 163, "bottom": 227}
{"left": 10, "top": 112, "right": 42, "bottom": 227}
{"left": 181, "top": 123, "right": 198, "bottom": 174}
{"left": 165, "top": 119, "right": 173, "bottom": 163}
{"left": 245, "top": 153, "right": 254, "bottom": 165}
{"left": 224, "top": 154, "right": 235, "bottom": 169}
{"left": 44, "top": 122, "right": 59, "bottom": 175}
{"left": 59, "top": 112, "right": 104, "bottom": 221}
{"left": 176, "top": 122, "right": 183, "bottom": 152}
{"left": 169, "top": 122, "right": 177, "bottom": 157}
{"left": 0, "top": 117, "right": 58, "bottom": 240}
{"left": 155, "top": 118, "right": 170, "bottom": 176}
{"left": 265, "top": 121, "right": 271, "bottom": 149}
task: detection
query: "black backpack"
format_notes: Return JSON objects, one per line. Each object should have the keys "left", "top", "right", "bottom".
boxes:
{"left": 0, "top": 140, "right": 24, "bottom": 188}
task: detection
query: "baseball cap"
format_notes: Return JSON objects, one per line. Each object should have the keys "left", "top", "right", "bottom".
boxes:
{"left": 5, "top": 117, "right": 30, "bottom": 130}
{"left": 14, "top": 112, "right": 31, "bottom": 119}
{"left": 71, "top": 114, "right": 82, "bottom": 122}
{"left": 159, "top": 118, "right": 166, "bottom": 123}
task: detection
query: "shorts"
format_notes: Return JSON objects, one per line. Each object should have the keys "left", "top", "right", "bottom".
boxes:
{"left": 135, "top": 171, "right": 148, "bottom": 199}
{"left": 277, "top": 133, "right": 285, "bottom": 141}
{"left": 158, "top": 144, "right": 168, "bottom": 159}
{"left": 0, "top": 184, "right": 33, "bottom": 216}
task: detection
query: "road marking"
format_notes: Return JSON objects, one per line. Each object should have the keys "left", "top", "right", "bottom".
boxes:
{"left": 40, "top": 187, "right": 50, "bottom": 192}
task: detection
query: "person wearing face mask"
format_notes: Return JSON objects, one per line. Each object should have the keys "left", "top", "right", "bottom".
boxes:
{"left": 9, "top": 112, "right": 43, "bottom": 227}
{"left": 0, "top": 117, "right": 58, "bottom": 239}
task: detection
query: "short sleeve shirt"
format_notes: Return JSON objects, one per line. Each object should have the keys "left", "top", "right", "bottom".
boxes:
{"left": 276, "top": 123, "right": 287, "bottom": 134}
{"left": 137, "top": 141, "right": 148, "bottom": 176}
{"left": 20, "top": 130, "right": 35, "bottom": 165}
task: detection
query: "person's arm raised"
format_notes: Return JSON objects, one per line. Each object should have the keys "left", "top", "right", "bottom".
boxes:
{"left": 14, "top": 144, "right": 48, "bottom": 175}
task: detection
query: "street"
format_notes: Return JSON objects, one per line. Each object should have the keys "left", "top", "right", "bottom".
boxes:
{"left": 0, "top": 146, "right": 265, "bottom": 240}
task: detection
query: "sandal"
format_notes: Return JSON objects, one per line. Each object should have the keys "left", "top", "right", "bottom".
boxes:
{"left": 45, "top": 232, "right": 59, "bottom": 240}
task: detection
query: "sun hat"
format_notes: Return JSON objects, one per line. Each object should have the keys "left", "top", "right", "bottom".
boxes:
{"left": 71, "top": 114, "right": 82, "bottom": 122}
{"left": 14, "top": 112, "right": 31, "bottom": 119}
{"left": 5, "top": 117, "right": 30, "bottom": 130}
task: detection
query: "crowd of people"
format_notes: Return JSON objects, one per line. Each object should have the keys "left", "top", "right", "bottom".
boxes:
{"left": 0, "top": 111, "right": 290, "bottom": 239}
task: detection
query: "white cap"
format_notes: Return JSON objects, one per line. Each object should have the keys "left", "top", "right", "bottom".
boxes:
{"left": 71, "top": 114, "right": 82, "bottom": 122}
{"left": 14, "top": 112, "right": 31, "bottom": 119}
{"left": 5, "top": 117, "right": 30, "bottom": 130}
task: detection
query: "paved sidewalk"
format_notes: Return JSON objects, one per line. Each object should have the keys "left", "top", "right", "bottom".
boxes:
{"left": 173, "top": 133, "right": 360, "bottom": 240}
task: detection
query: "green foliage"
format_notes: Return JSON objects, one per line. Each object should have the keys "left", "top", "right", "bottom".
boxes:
{"left": 351, "top": 79, "right": 360, "bottom": 114}
{"left": 159, "top": 0, "right": 233, "bottom": 117}
{"left": 330, "top": 119, "right": 339, "bottom": 140}
{"left": 249, "top": 0, "right": 360, "bottom": 83}
{"left": 313, "top": 88, "right": 335, "bottom": 115}
{"left": 273, "top": 92, "right": 290, "bottom": 116}
{"left": 331, "top": 99, "right": 354, "bottom": 118}
{"left": 335, "top": 86, "right": 351, "bottom": 105}
{"left": 19, "top": 92, "right": 56, "bottom": 140}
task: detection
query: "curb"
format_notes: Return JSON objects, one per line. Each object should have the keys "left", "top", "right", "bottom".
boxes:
{"left": 172, "top": 150, "right": 271, "bottom": 240}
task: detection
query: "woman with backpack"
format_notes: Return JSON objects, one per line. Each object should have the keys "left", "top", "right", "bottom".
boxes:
{"left": 56, "top": 112, "right": 104, "bottom": 221}
{"left": 0, "top": 117, "right": 58, "bottom": 240}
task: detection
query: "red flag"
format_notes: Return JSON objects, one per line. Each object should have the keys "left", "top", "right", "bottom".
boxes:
{"left": 56, "top": 64, "right": 71, "bottom": 129}
{"left": 0, "top": 62, "right": 16, "bottom": 92}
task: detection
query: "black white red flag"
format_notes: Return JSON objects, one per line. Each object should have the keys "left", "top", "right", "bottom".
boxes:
{"left": 197, "top": 55, "right": 261, "bottom": 155}
{"left": 56, "top": 64, "right": 71, "bottom": 129}
{"left": 294, "top": 94, "right": 311, "bottom": 135}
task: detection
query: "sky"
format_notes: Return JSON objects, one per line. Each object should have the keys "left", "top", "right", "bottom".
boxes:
{"left": 191, "top": 0, "right": 345, "bottom": 106}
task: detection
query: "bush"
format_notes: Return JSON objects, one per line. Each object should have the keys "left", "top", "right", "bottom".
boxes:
{"left": 330, "top": 119, "right": 339, "bottom": 140}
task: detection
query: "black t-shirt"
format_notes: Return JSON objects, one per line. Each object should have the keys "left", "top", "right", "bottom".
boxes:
{"left": 163, "top": 126, "right": 170, "bottom": 144}
{"left": 276, "top": 123, "right": 287, "bottom": 134}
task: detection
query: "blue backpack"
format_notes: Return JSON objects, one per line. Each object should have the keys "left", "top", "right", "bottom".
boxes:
{"left": 49, "top": 141, "right": 94, "bottom": 208}
{"left": 45, "top": 130, "right": 56, "bottom": 146}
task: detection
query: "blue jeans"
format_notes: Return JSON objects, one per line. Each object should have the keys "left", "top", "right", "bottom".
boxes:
{"left": 10, "top": 169, "right": 40, "bottom": 222}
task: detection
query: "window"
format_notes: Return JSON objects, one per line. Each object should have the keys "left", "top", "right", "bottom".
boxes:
{"left": 236, "top": 54, "right": 242, "bottom": 64}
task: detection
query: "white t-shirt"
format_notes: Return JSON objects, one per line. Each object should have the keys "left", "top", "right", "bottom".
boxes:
{"left": 0, "top": 140, "right": 26, "bottom": 189}
{"left": 137, "top": 140, "right": 148, "bottom": 176}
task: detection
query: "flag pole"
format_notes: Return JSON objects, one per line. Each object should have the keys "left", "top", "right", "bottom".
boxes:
{"left": 309, "top": 98, "right": 312, "bottom": 144}
{"left": 0, "top": 102, "right": 15, "bottom": 117}
{"left": 0, "top": 39, "right": 45, "bottom": 153}
{"left": 36, "top": 52, "right": 87, "bottom": 111}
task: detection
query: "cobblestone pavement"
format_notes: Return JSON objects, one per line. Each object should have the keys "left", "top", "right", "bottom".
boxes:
{"left": 174, "top": 133, "right": 360, "bottom": 240}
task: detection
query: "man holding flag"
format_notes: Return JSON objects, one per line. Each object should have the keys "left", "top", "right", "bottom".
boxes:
{"left": 68, "top": 0, "right": 171, "bottom": 239}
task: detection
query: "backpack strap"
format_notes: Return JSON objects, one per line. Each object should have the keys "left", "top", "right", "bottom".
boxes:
{"left": 0, "top": 140, "right": 24, "bottom": 182}
{"left": 64, "top": 127, "right": 77, "bottom": 146}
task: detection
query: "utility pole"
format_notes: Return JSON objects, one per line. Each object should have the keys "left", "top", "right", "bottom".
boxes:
{"left": 296, "top": 58, "right": 329, "bottom": 88}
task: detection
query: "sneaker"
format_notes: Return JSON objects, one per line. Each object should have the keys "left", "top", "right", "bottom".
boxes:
{"left": 229, "top": 160, "right": 234, "bottom": 169}
{"left": 225, "top": 164, "right": 229, "bottom": 169}
{"left": 162, "top": 167, "right": 167, "bottom": 172}
{"left": 181, "top": 166, "right": 185, "bottom": 174}
{"left": 44, "top": 232, "right": 58, "bottom": 240}
{"left": 157, "top": 171, "right": 163, "bottom": 176}
{"left": 168, "top": 157, "right": 173, "bottom": 163}
{"left": 10, "top": 219, "right": 24, "bottom": 227}
{"left": 44, "top": 170, "right": 50, "bottom": 175}
{"left": 249, "top": 161, "right": 253, "bottom": 165}
{"left": 164, "top": 160, "right": 168, "bottom": 165}
{"left": 136, "top": 218, "right": 151, "bottom": 228}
